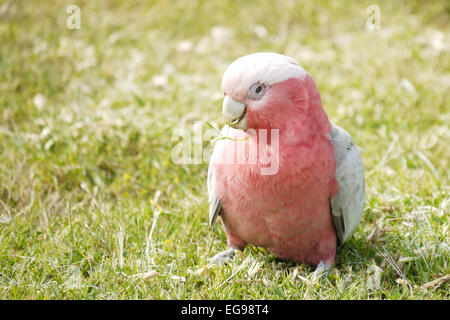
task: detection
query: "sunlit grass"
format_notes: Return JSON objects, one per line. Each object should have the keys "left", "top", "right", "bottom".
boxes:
{"left": 0, "top": 0, "right": 448, "bottom": 299}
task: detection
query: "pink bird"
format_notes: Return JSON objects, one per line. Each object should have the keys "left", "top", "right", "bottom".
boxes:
{"left": 208, "top": 53, "right": 365, "bottom": 275}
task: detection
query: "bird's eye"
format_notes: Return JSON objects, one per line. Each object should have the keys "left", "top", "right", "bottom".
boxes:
{"left": 248, "top": 82, "right": 268, "bottom": 100}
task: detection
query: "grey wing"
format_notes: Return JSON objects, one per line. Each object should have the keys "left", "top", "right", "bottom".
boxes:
{"left": 330, "top": 124, "right": 365, "bottom": 244}
{"left": 207, "top": 143, "right": 222, "bottom": 231}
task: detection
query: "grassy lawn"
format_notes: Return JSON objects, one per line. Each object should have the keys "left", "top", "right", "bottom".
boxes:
{"left": 0, "top": 0, "right": 448, "bottom": 299}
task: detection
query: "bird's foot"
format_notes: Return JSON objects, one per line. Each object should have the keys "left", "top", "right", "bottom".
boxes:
{"left": 311, "top": 261, "right": 332, "bottom": 282}
{"left": 210, "top": 248, "right": 237, "bottom": 265}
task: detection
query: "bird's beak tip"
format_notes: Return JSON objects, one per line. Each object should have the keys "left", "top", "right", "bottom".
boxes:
{"left": 222, "top": 95, "right": 248, "bottom": 130}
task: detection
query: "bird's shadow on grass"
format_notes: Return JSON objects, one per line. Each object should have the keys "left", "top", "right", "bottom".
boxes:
{"left": 254, "top": 235, "right": 376, "bottom": 273}
{"left": 334, "top": 236, "right": 378, "bottom": 270}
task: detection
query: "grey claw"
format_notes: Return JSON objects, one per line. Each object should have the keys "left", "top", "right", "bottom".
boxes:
{"left": 210, "top": 249, "right": 236, "bottom": 265}
{"left": 311, "top": 261, "right": 332, "bottom": 281}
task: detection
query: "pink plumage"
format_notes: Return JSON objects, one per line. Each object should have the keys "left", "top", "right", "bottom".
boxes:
{"left": 208, "top": 53, "right": 365, "bottom": 268}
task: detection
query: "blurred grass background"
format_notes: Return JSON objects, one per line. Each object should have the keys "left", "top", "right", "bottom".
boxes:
{"left": 0, "top": 0, "right": 448, "bottom": 299}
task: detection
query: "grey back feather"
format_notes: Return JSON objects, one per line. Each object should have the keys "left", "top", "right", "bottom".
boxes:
{"left": 330, "top": 124, "right": 365, "bottom": 244}
{"left": 208, "top": 145, "right": 222, "bottom": 231}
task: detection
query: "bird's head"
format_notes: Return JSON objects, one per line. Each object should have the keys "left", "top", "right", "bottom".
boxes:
{"left": 221, "top": 52, "right": 329, "bottom": 140}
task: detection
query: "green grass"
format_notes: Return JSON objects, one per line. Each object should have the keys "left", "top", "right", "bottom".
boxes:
{"left": 0, "top": 0, "right": 449, "bottom": 299}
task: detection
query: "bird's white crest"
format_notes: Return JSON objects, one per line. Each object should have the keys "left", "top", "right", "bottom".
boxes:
{"left": 221, "top": 52, "right": 307, "bottom": 101}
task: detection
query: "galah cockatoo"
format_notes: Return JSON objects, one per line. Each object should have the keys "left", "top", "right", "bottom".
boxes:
{"left": 208, "top": 52, "right": 365, "bottom": 274}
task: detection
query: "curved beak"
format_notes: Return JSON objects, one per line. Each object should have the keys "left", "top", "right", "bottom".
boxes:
{"left": 222, "top": 95, "right": 247, "bottom": 129}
